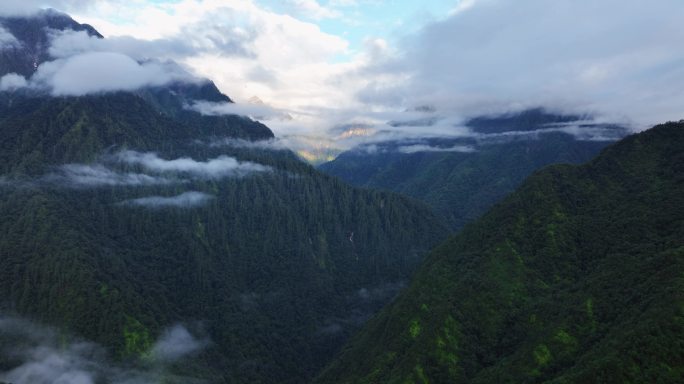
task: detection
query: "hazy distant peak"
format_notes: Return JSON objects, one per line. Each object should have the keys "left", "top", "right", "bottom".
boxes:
{"left": 247, "top": 95, "right": 265, "bottom": 105}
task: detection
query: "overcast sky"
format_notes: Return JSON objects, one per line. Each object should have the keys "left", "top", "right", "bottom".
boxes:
{"left": 2, "top": 0, "right": 683, "bottom": 149}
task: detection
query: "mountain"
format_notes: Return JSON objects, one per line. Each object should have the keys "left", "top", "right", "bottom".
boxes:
{"left": 315, "top": 122, "right": 684, "bottom": 383}
{"left": 319, "top": 109, "right": 627, "bottom": 229}
{"left": 0, "top": 9, "right": 102, "bottom": 78}
{"left": 0, "top": 13, "right": 448, "bottom": 383}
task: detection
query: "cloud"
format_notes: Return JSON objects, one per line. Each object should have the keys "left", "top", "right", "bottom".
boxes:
{"left": 286, "top": 0, "right": 341, "bottom": 20}
{"left": 47, "top": 26, "right": 254, "bottom": 63}
{"left": 0, "top": 26, "right": 19, "bottom": 48}
{"left": 115, "top": 150, "right": 271, "bottom": 179}
{"left": 119, "top": 192, "right": 214, "bottom": 209}
{"left": 0, "top": 72, "right": 28, "bottom": 90}
{"left": 358, "top": 0, "right": 684, "bottom": 128}
{"left": 43, "top": 164, "right": 172, "bottom": 188}
{"left": 18, "top": 150, "right": 271, "bottom": 189}
{"left": 397, "top": 144, "right": 476, "bottom": 154}
{"left": 32, "top": 52, "right": 193, "bottom": 96}
{"left": 5, "top": 0, "right": 671, "bottom": 157}
{"left": 188, "top": 100, "right": 292, "bottom": 121}
{"left": 0, "top": 314, "right": 208, "bottom": 384}
{"left": 151, "top": 324, "right": 210, "bottom": 362}
{"left": 202, "top": 137, "right": 290, "bottom": 151}
{"left": 6, "top": 0, "right": 357, "bottom": 146}
{"left": 472, "top": 126, "right": 625, "bottom": 143}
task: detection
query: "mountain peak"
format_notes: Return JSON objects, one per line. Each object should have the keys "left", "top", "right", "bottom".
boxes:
{"left": 0, "top": 9, "right": 102, "bottom": 77}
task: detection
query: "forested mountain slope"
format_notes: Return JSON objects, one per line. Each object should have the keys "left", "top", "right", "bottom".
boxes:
{"left": 0, "top": 13, "right": 448, "bottom": 384}
{"left": 316, "top": 121, "right": 684, "bottom": 383}
{"left": 320, "top": 109, "right": 626, "bottom": 229}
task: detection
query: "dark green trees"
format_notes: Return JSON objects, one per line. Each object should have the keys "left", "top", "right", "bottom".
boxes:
{"left": 315, "top": 122, "right": 684, "bottom": 383}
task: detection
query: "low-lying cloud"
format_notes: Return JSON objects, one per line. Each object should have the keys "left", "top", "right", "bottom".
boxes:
{"left": 0, "top": 26, "right": 19, "bottom": 48}
{"left": 201, "top": 137, "right": 290, "bottom": 151}
{"left": 44, "top": 164, "right": 172, "bottom": 188}
{"left": 116, "top": 150, "right": 271, "bottom": 178}
{"left": 0, "top": 314, "right": 208, "bottom": 384}
{"left": 397, "top": 144, "right": 476, "bottom": 154}
{"left": 473, "top": 124, "right": 627, "bottom": 143}
{"left": 48, "top": 26, "right": 254, "bottom": 63}
{"left": 32, "top": 52, "right": 192, "bottom": 96}
{"left": 189, "top": 100, "right": 293, "bottom": 122}
{"left": 0, "top": 72, "right": 27, "bottom": 90}
{"left": 4, "top": 150, "right": 272, "bottom": 189}
{"left": 151, "top": 324, "right": 210, "bottom": 362}
{"left": 119, "top": 191, "right": 214, "bottom": 209}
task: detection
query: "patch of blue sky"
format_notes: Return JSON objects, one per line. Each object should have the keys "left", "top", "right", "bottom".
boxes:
{"left": 256, "top": 0, "right": 459, "bottom": 60}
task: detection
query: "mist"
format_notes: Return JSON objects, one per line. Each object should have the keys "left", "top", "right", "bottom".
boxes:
{"left": 0, "top": 314, "right": 208, "bottom": 384}
{"left": 0, "top": 73, "right": 26, "bottom": 91}
{"left": 150, "top": 324, "right": 210, "bottom": 362}
{"left": 119, "top": 191, "right": 214, "bottom": 209}
{"left": 200, "top": 137, "right": 290, "bottom": 151}
{"left": 31, "top": 52, "right": 192, "bottom": 96}
{"left": 0, "top": 25, "right": 18, "bottom": 48}
{"left": 189, "top": 100, "right": 292, "bottom": 122}
{"left": 115, "top": 150, "right": 271, "bottom": 179}
{"left": 397, "top": 144, "right": 476, "bottom": 154}
{"left": 43, "top": 164, "right": 173, "bottom": 188}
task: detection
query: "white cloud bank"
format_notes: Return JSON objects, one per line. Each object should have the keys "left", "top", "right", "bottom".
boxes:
{"left": 116, "top": 150, "right": 271, "bottom": 179}
{"left": 359, "top": 0, "right": 684, "bottom": 129}
{"left": 285, "top": 0, "right": 341, "bottom": 20}
{"left": 44, "top": 164, "right": 171, "bottom": 187}
{"left": 37, "top": 151, "right": 271, "bottom": 189}
{"left": 3, "top": 0, "right": 682, "bottom": 152}
{"left": 189, "top": 100, "right": 292, "bottom": 121}
{"left": 0, "top": 72, "right": 28, "bottom": 90}
{"left": 31, "top": 52, "right": 192, "bottom": 96}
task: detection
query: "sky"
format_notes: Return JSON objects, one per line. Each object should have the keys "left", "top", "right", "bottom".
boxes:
{"left": 1, "top": 0, "right": 684, "bottom": 156}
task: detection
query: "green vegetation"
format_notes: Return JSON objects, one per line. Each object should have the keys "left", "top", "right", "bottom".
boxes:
{"left": 0, "top": 90, "right": 448, "bottom": 383}
{"left": 315, "top": 122, "right": 684, "bottom": 383}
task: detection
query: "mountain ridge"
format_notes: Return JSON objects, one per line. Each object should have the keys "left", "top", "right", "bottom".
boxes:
{"left": 0, "top": 11, "right": 449, "bottom": 384}
{"left": 315, "top": 121, "right": 684, "bottom": 383}
{"left": 0, "top": 9, "right": 102, "bottom": 78}
{"left": 320, "top": 109, "right": 627, "bottom": 229}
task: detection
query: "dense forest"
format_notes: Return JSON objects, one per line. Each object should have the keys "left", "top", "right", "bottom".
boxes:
{"left": 315, "top": 122, "right": 684, "bottom": 383}
{"left": 0, "top": 12, "right": 449, "bottom": 382}
{"left": 2, "top": 8, "right": 682, "bottom": 384}
{"left": 0, "top": 91, "right": 449, "bottom": 383}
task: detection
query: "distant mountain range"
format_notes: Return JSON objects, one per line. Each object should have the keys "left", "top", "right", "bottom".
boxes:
{"left": 320, "top": 108, "right": 628, "bottom": 229}
{"left": 316, "top": 121, "right": 684, "bottom": 384}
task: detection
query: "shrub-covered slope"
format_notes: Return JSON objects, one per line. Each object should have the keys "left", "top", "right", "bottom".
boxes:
{"left": 316, "top": 122, "right": 684, "bottom": 383}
